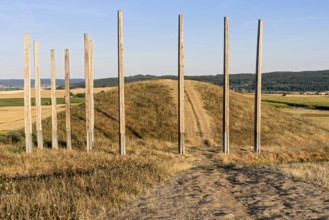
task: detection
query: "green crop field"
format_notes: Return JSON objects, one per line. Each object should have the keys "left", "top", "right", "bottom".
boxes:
{"left": 0, "top": 97, "right": 84, "bottom": 107}
{"left": 261, "top": 95, "right": 329, "bottom": 109}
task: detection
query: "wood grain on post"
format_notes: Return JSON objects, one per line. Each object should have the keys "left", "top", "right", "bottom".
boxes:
{"left": 254, "top": 19, "right": 263, "bottom": 154}
{"left": 50, "top": 49, "right": 58, "bottom": 149}
{"left": 65, "top": 49, "right": 72, "bottom": 149}
{"left": 223, "top": 16, "right": 229, "bottom": 154}
{"left": 84, "top": 33, "right": 91, "bottom": 151}
{"left": 89, "top": 40, "right": 94, "bottom": 149}
{"left": 178, "top": 14, "right": 185, "bottom": 154}
{"left": 118, "top": 10, "right": 126, "bottom": 155}
{"left": 24, "top": 33, "right": 32, "bottom": 153}
{"left": 33, "top": 40, "right": 43, "bottom": 149}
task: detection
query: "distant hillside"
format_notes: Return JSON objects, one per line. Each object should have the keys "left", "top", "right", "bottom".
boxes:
{"left": 72, "top": 70, "right": 329, "bottom": 92}
{"left": 0, "top": 79, "right": 84, "bottom": 89}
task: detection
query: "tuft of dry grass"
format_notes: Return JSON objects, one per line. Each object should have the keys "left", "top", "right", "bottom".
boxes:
{"left": 214, "top": 147, "right": 329, "bottom": 167}
{"left": 277, "top": 162, "right": 329, "bottom": 190}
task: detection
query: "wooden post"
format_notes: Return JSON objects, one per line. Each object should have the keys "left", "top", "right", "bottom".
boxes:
{"left": 50, "top": 49, "right": 58, "bottom": 149}
{"left": 65, "top": 49, "right": 72, "bottom": 149}
{"left": 89, "top": 40, "right": 94, "bottom": 149}
{"left": 24, "top": 33, "right": 32, "bottom": 153}
{"left": 33, "top": 40, "right": 43, "bottom": 149}
{"left": 178, "top": 14, "right": 185, "bottom": 154}
{"left": 84, "top": 33, "right": 91, "bottom": 151}
{"left": 254, "top": 19, "right": 263, "bottom": 154}
{"left": 223, "top": 16, "right": 229, "bottom": 154}
{"left": 118, "top": 10, "right": 126, "bottom": 155}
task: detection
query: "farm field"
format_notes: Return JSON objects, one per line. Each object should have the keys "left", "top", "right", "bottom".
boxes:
{"left": 244, "top": 93, "right": 329, "bottom": 129}
{"left": 0, "top": 87, "right": 114, "bottom": 98}
{"left": 262, "top": 93, "right": 329, "bottom": 109}
{"left": 0, "top": 87, "right": 114, "bottom": 132}
{"left": 0, "top": 105, "right": 64, "bottom": 132}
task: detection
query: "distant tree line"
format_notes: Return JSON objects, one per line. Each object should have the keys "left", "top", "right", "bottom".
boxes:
{"left": 70, "top": 70, "right": 329, "bottom": 92}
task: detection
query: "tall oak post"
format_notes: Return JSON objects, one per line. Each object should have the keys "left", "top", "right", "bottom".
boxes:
{"left": 84, "top": 33, "right": 91, "bottom": 151}
{"left": 223, "top": 16, "right": 229, "bottom": 154}
{"left": 24, "top": 33, "right": 32, "bottom": 153}
{"left": 50, "top": 49, "right": 58, "bottom": 149}
{"left": 254, "top": 19, "right": 263, "bottom": 154}
{"left": 65, "top": 49, "right": 72, "bottom": 149}
{"left": 89, "top": 40, "right": 95, "bottom": 149}
{"left": 118, "top": 10, "right": 126, "bottom": 155}
{"left": 34, "top": 41, "right": 43, "bottom": 149}
{"left": 178, "top": 14, "right": 185, "bottom": 154}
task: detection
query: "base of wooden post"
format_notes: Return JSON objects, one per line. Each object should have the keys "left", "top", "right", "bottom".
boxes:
{"left": 37, "top": 130, "right": 43, "bottom": 149}
{"left": 87, "top": 131, "right": 93, "bottom": 151}
{"left": 52, "top": 131, "right": 58, "bottom": 149}
{"left": 179, "top": 132, "right": 185, "bottom": 154}
{"left": 66, "top": 131, "right": 72, "bottom": 149}
{"left": 91, "top": 130, "right": 94, "bottom": 148}
{"left": 222, "top": 132, "right": 229, "bottom": 154}
{"left": 254, "top": 132, "right": 261, "bottom": 154}
{"left": 119, "top": 133, "right": 126, "bottom": 155}
{"left": 25, "top": 133, "right": 32, "bottom": 153}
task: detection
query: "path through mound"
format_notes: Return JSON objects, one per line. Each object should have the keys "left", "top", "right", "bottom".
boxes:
{"left": 164, "top": 80, "right": 212, "bottom": 146}
{"left": 111, "top": 80, "right": 329, "bottom": 219}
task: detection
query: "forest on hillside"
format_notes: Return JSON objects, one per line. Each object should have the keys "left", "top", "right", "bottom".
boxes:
{"left": 70, "top": 70, "right": 329, "bottom": 92}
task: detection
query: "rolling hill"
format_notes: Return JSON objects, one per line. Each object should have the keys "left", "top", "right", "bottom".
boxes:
{"left": 5, "top": 79, "right": 329, "bottom": 151}
{"left": 2, "top": 80, "right": 329, "bottom": 219}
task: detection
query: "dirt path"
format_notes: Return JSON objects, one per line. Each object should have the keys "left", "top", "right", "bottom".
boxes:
{"left": 111, "top": 81, "right": 329, "bottom": 219}
{"left": 112, "top": 146, "right": 251, "bottom": 220}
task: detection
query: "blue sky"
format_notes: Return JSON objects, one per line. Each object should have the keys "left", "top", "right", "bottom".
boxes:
{"left": 0, "top": 0, "right": 329, "bottom": 79}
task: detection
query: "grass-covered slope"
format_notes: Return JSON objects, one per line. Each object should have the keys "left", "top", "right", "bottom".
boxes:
{"left": 4, "top": 80, "right": 329, "bottom": 151}
{"left": 2, "top": 80, "right": 329, "bottom": 219}
{"left": 194, "top": 81, "right": 329, "bottom": 149}
{"left": 0, "top": 81, "right": 187, "bottom": 219}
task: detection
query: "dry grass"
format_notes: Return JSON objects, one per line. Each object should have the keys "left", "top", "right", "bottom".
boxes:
{"left": 214, "top": 147, "right": 329, "bottom": 167}
{"left": 0, "top": 80, "right": 188, "bottom": 219}
{"left": 195, "top": 81, "right": 329, "bottom": 149}
{"left": 281, "top": 108, "right": 329, "bottom": 129}
{"left": 278, "top": 162, "right": 329, "bottom": 190}
{"left": 2, "top": 80, "right": 329, "bottom": 218}
{"left": 0, "top": 142, "right": 191, "bottom": 219}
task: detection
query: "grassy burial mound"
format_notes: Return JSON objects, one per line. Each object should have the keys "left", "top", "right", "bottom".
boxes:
{"left": 1, "top": 80, "right": 329, "bottom": 219}
{"left": 4, "top": 79, "right": 329, "bottom": 152}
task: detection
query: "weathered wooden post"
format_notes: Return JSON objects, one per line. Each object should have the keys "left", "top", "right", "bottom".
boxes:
{"left": 89, "top": 40, "right": 94, "bottom": 149}
{"left": 118, "top": 10, "right": 126, "bottom": 155}
{"left": 50, "top": 49, "right": 58, "bottom": 149}
{"left": 178, "top": 14, "right": 185, "bottom": 154}
{"left": 254, "top": 19, "right": 263, "bottom": 154}
{"left": 223, "top": 16, "right": 229, "bottom": 154}
{"left": 65, "top": 49, "right": 72, "bottom": 149}
{"left": 24, "top": 33, "right": 32, "bottom": 153}
{"left": 84, "top": 33, "right": 91, "bottom": 151}
{"left": 34, "top": 40, "right": 43, "bottom": 149}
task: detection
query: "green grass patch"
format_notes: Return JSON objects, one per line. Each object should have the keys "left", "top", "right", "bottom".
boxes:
{"left": 262, "top": 95, "right": 329, "bottom": 109}
{"left": 0, "top": 97, "right": 84, "bottom": 107}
